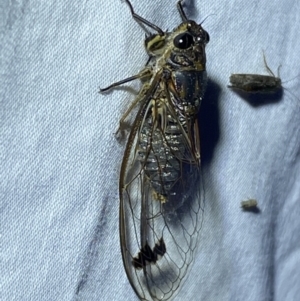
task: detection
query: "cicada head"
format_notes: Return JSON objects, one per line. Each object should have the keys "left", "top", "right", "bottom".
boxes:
{"left": 145, "top": 21, "right": 209, "bottom": 71}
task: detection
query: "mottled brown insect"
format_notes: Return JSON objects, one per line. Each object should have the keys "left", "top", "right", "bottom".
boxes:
{"left": 100, "top": 1, "right": 209, "bottom": 300}
{"left": 228, "top": 55, "right": 282, "bottom": 93}
{"left": 241, "top": 199, "right": 258, "bottom": 210}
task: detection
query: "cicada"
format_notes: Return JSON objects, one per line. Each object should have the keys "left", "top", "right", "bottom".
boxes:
{"left": 100, "top": 1, "right": 209, "bottom": 300}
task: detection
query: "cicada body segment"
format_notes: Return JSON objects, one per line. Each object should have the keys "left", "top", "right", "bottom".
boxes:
{"left": 100, "top": 1, "right": 209, "bottom": 300}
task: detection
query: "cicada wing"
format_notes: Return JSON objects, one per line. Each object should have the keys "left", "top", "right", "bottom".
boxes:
{"left": 119, "top": 80, "right": 204, "bottom": 301}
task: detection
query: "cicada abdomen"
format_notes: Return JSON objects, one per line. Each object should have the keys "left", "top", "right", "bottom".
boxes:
{"left": 100, "top": 1, "right": 209, "bottom": 300}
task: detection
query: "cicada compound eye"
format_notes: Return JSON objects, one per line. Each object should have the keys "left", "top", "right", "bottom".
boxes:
{"left": 173, "top": 32, "right": 194, "bottom": 49}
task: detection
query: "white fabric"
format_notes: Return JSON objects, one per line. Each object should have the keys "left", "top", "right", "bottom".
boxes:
{"left": 1, "top": 1, "right": 300, "bottom": 301}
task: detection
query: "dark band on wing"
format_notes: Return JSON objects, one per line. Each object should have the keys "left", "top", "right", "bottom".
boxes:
{"left": 132, "top": 238, "right": 166, "bottom": 269}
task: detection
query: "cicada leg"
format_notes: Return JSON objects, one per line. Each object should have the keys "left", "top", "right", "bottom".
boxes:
{"left": 99, "top": 67, "right": 153, "bottom": 137}
{"left": 177, "top": 0, "right": 188, "bottom": 21}
{"left": 124, "top": 0, "right": 164, "bottom": 35}
{"left": 116, "top": 82, "right": 151, "bottom": 134}
{"left": 99, "top": 68, "right": 152, "bottom": 93}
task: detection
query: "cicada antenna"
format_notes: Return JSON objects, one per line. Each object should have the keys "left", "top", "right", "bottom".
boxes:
{"left": 200, "top": 14, "right": 216, "bottom": 25}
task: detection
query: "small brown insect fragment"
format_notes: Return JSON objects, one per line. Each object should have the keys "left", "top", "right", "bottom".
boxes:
{"left": 241, "top": 199, "right": 258, "bottom": 210}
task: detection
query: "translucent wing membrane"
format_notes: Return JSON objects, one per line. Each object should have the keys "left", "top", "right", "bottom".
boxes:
{"left": 119, "top": 78, "right": 204, "bottom": 300}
